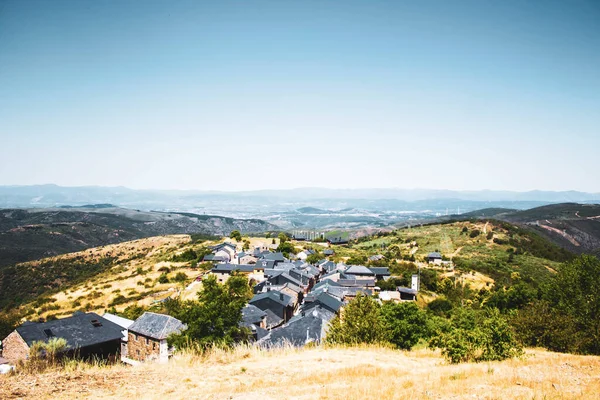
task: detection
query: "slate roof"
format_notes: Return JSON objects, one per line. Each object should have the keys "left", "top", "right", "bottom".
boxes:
{"left": 398, "top": 287, "right": 418, "bottom": 295}
{"left": 255, "top": 259, "right": 276, "bottom": 269}
{"left": 323, "top": 249, "right": 334, "bottom": 256}
{"left": 304, "top": 292, "right": 343, "bottom": 313}
{"left": 428, "top": 252, "right": 442, "bottom": 259}
{"left": 264, "top": 309, "right": 284, "bottom": 328}
{"left": 368, "top": 267, "right": 391, "bottom": 276}
{"left": 259, "top": 314, "right": 326, "bottom": 347}
{"left": 250, "top": 290, "right": 294, "bottom": 307}
{"left": 15, "top": 312, "right": 123, "bottom": 349}
{"left": 345, "top": 265, "right": 374, "bottom": 275}
{"left": 128, "top": 312, "right": 186, "bottom": 340}
{"left": 338, "top": 278, "right": 375, "bottom": 287}
{"left": 319, "top": 261, "right": 337, "bottom": 273}
{"left": 211, "top": 242, "right": 236, "bottom": 251}
{"left": 203, "top": 254, "right": 228, "bottom": 262}
{"left": 274, "top": 262, "right": 295, "bottom": 271}
{"left": 211, "top": 263, "right": 257, "bottom": 273}
{"left": 261, "top": 252, "right": 285, "bottom": 262}
{"left": 242, "top": 305, "right": 267, "bottom": 326}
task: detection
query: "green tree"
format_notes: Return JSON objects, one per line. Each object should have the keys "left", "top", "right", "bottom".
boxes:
{"left": 545, "top": 255, "right": 600, "bottom": 354}
{"left": 326, "top": 293, "right": 385, "bottom": 345}
{"left": 306, "top": 252, "right": 323, "bottom": 264}
{"left": 230, "top": 230, "right": 242, "bottom": 242}
{"left": 277, "top": 241, "right": 295, "bottom": 257}
{"left": 243, "top": 240, "right": 250, "bottom": 251}
{"left": 380, "top": 302, "right": 430, "bottom": 350}
{"left": 430, "top": 308, "right": 522, "bottom": 363}
{"left": 167, "top": 273, "right": 252, "bottom": 350}
{"left": 278, "top": 232, "right": 288, "bottom": 244}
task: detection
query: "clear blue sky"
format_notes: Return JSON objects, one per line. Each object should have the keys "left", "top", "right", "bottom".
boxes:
{"left": 1, "top": 0, "right": 598, "bottom": 192}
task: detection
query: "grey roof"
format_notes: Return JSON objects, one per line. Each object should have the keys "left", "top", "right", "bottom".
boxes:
{"left": 291, "top": 306, "right": 336, "bottom": 323}
{"left": 250, "top": 290, "right": 294, "bottom": 307}
{"left": 264, "top": 309, "right": 284, "bottom": 328}
{"left": 368, "top": 267, "right": 390, "bottom": 276}
{"left": 203, "top": 254, "right": 228, "bottom": 262}
{"left": 242, "top": 305, "right": 267, "bottom": 326}
{"left": 211, "top": 242, "right": 236, "bottom": 251}
{"left": 323, "top": 249, "right": 334, "bottom": 255}
{"left": 255, "top": 259, "right": 276, "bottom": 269}
{"left": 128, "top": 312, "right": 186, "bottom": 340}
{"left": 261, "top": 252, "right": 286, "bottom": 262}
{"left": 274, "top": 262, "right": 296, "bottom": 271}
{"left": 345, "top": 265, "right": 374, "bottom": 275}
{"left": 15, "top": 312, "right": 123, "bottom": 349}
{"left": 304, "top": 292, "right": 343, "bottom": 313}
{"left": 211, "top": 263, "right": 257, "bottom": 273}
{"left": 338, "top": 278, "right": 376, "bottom": 287}
{"left": 398, "top": 287, "right": 418, "bottom": 295}
{"left": 259, "top": 314, "right": 326, "bottom": 348}
{"left": 428, "top": 252, "right": 442, "bottom": 258}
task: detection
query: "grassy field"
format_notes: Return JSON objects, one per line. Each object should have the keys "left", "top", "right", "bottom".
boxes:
{"left": 1, "top": 345, "right": 599, "bottom": 399}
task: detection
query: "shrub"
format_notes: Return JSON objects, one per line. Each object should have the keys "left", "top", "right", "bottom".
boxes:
{"left": 174, "top": 272, "right": 188, "bottom": 283}
{"left": 326, "top": 293, "right": 385, "bottom": 345}
{"left": 469, "top": 230, "right": 481, "bottom": 238}
{"left": 430, "top": 308, "right": 522, "bottom": 363}
{"left": 380, "top": 302, "right": 430, "bottom": 350}
{"left": 158, "top": 273, "right": 170, "bottom": 284}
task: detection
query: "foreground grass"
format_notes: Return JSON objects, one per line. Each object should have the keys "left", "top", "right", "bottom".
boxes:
{"left": 2, "top": 345, "right": 599, "bottom": 399}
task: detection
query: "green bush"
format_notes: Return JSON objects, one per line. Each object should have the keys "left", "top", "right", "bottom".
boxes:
{"left": 380, "top": 302, "right": 431, "bottom": 350}
{"left": 429, "top": 308, "right": 522, "bottom": 363}
{"left": 326, "top": 293, "right": 385, "bottom": 345}
{"left": 158, "top": 273, "right": 170, "bottom": 284}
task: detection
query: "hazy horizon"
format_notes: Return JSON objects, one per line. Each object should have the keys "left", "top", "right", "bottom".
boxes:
{"left": 2, "top": 1, "right": 599, "bottom": 192}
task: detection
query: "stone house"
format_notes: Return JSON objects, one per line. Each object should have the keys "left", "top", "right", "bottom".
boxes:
{"left": 123, "top": 312, "right": 186, "bottom": 364}
{"left": 1, "top": 312, "right": 122, "bottom": 364}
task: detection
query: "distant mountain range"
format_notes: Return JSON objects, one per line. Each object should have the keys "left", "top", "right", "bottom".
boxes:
{"left": 1, "top": 185, "right": 599, "bottom": 207}
{"left": 0, "top": 206, "right": 277, "bottom": 268}
{"left": 1, "top": 185, "right": 599, "bottom": 231}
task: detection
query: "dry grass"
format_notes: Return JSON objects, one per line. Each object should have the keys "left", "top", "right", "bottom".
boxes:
{"left": 2, "top": 346, "right": 599, "bottom": 399}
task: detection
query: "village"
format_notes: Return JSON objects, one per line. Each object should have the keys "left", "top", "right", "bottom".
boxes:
{"left": 0, "top": 234, "right": 446, "bottom": 371}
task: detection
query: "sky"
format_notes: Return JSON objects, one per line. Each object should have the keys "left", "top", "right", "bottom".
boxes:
{"left": 0, "top": 0, "right": 599, "bottom": 192}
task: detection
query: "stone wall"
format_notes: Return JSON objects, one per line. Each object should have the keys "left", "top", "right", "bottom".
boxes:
{"left": 127, "top": 331, "right": 161, "bottom": 362}
{"left": 2, "top": 331, "right": 29, "bottom": 363}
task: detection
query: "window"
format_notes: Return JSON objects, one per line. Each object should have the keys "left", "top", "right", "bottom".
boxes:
{"left": 136, "top": 350, "right": 140, "bottom": 356}
{"left": 133, "top": 333, "right": 138, "bottom": 341}
{"left": 145, "top": 337, "right": 149, "bottom": 345}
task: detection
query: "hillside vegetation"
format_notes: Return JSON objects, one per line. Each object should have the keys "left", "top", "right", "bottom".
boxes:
{"left": 454, "top": 203, "right": 600, "bottom": 256}
{"left": 1, "top": 345, "right": 599, "bottom": 399}
{"left": 0, "top": 207, "right": 277, "bottom": 267}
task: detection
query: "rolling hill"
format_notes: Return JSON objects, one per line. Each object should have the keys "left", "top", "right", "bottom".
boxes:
{"left": 457, "top": 203, "right": 600, "bottom": 256}
{"left": 0, "top": 206, "right": 278, "bottom": 267}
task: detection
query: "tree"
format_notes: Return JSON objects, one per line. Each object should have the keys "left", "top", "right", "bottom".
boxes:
{"left": 545, "top": 255, "right": 600, "bottom": 354}
{"left": 243, "top": 240, "right": 250, "bottom": 251}
{"left": 167, "top": 273, "right": 252, "bottom": 350}
{"left": 380, "top": 302, "right": 430, "bottom": 350}
{"left": 278, "top": 232, "right": 288, "bottom": 244}
{"left": 277, "top": 241, "right": 295, "bottom": 257}
{"left": 429, "top": 308, "right": 522, "bottom": 363}
{"left": 306, "top": 252, "right": 323, "bottom": 264}
{"left": 326, "top": 293, "right": 385, "bottom": 345}
{"left": 230, "top": 230, "right": 242, "bottom": 242}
